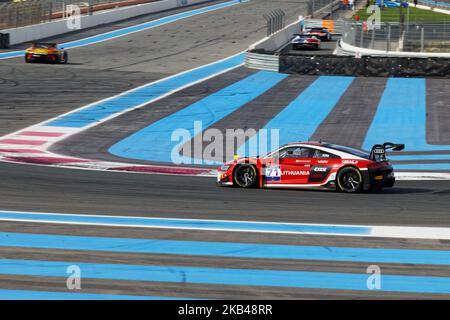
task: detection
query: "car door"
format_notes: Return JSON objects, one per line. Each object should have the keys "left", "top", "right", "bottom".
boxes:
{"left": 309, "top": 148, "right": 341, "bottom": 183}
{"left": 278, "top": 146, "right": 313, "bottom": 185}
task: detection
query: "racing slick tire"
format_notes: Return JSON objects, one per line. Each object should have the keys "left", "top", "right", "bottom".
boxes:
{"left": 336, "top": 167, "right": 363, "bottom": 193}
{"left": 61, "top": 52, "right": 68, "bottom": 64}
{"left": 233, "top": 164, "right": 258, "bottom": 188}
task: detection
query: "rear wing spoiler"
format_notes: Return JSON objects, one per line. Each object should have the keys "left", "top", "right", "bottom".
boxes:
{"left": 370, "top": 142, "right": 405, "bottom": 161}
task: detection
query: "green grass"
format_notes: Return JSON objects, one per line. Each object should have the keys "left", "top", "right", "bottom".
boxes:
{"left": 353, "top": 6, "right": 450, "bottom": 23}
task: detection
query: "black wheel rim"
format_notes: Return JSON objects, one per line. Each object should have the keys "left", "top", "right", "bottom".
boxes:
{"left": 340, "top": 170, "right": 361, "bottom": 192}
{"left": 235, "top": 166, "right": 256, "bottom": 187}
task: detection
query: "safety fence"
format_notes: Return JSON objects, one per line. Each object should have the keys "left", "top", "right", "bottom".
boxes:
{"left": 0, "top": 0, "right": 156, "bottom": 29}
{"left": 308, "top": 0, "right": 342, "bottom": 19}
{"left": 341, "top": 20, "right": 450, "bottom": 52}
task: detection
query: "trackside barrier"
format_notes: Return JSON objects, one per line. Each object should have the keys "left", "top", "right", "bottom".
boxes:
{"left": 1, "top": 0, "right": 215, "bottom": 45}
{"left": 245, "top": 0, "right": 342, "bottom": 72}
{"left": 245, "top": 18, "right": 345, "bottom": 71}
{"left": 245, "top": 17, "right": 302, "bottom": 71}
{"left": 249, "top": 17, "right": 303, "bottom": 53}
{"left": 245, "top": 51, "right": 279, "bottom": 72}
{"left": 0, "top": 33, "right": 9, "bottom": 48}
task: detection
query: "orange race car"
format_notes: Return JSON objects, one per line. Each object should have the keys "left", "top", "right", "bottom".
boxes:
{"left": 24, "top": 42, "right": 68, "bottom": 64}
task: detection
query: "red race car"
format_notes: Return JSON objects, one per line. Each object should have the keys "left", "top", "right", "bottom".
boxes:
{"left": 217, "top": 142, "right": 404, "bottom": 193}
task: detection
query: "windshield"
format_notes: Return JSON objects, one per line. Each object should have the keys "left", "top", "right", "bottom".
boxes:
{"left": 33, "top": 43, "right": 56, "bottom": 49}
{"left": 324, "top": 144, "right": 371, "bottom": 159}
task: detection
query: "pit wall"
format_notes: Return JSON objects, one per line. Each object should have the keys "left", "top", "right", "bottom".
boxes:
{"left": 1, "top": 0, "right": 212, "bottom": 45}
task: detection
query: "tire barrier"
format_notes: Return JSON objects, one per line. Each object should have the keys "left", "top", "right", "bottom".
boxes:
{"left": 279, "top": 53, "right": 450, "bottom": 77}
{"left": 0, "top": 32, "right": 9, "bottom": 48}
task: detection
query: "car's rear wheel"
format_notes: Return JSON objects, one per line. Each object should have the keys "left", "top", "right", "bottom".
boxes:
{"left": 337, "top": 167, "right": 363, "bottom": 193}
{"left": 233, "top": 165, "right": 258, "bottom": 188}
{"left": 61, "top": 52, "right": 68, "bottom": 64}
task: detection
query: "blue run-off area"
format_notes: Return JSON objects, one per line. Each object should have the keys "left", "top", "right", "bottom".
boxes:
{"left": 110, "top": 75, "right": 450, "bottom": 170}
{"left": 109, "top": 71, "right": 288, "bottom": 163}
{"left": 363, "top": 78, "right": 450, "bottom": 171}
{"left": 0, "top": 0, "right": 243, "bottom": 60}
{"left": 0, "top": 290, "right": 182, "bottom": 300}
{"left": 47, "top": 53, "right": 245, "bottom": 127}
{"left": 108, "top": 75, "right": 353, "bottom": 164}
{"left": 0, "top": 210, "right": 369, "bottom": 235}
{"left": 2, "top": 258, "right": 450, "bottom": 294}
{"left": 3, "top": 231, "right": 450, "bottom": 265}
{"left": 239, "top": 76, "right": 354, "bottom": 157}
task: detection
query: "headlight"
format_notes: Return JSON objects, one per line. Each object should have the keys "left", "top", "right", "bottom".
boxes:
{"left": 220, "top": 164, "right": 231, "bottom": 171}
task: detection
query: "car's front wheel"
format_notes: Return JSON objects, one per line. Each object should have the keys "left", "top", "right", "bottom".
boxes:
{"left": 233, "top": 165, "right": 258, "bottom": 188}
{"left": 337, "top": 167, "right": 363, "bottom": 193}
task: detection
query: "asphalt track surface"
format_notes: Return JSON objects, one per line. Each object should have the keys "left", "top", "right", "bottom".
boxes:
{"left": 0, "top": 0, "right": 309, "bottom": 136}
{"left": 1, "top": 161, "right": 450, "bottom": 226}
{"left": 0, "top": 0, "right": 450, "bottom": 299}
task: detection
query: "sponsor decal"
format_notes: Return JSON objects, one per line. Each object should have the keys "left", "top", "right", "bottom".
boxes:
{"left": 295, "top": 160, "right": 311, "bottom": 163}
{"left": 342, "top": 160, "right": 359, "bottom": 164}
{"left": 309, "top": 166, "right": 331, "bottom": 183}
{"left": 282, "top": 170, "right": 310, "bottom": 176}
{"left": 266, "top": 165, "right": 281, "bottom": 182}
{"left": 373, "top": 148, "right": 385, "bottom": 154}
{"left": 317, "top": 160, "right": 329, "bottom": 164}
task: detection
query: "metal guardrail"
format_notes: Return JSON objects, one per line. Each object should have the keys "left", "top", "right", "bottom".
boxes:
{"left": 341, "top": 21, "right": 450, "bottom": 52}
{"left": 245, "top": 51, "right": 279, "bottom": 71}
{"left": 263, "top": 9, "right": 286, "bottom": 36}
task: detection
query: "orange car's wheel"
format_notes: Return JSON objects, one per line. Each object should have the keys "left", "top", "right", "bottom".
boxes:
{"left": 61, "top": 52, "right": 68, "bottom": 64}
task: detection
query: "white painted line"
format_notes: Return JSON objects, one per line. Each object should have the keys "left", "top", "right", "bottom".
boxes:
{"left": 2, "top": 210, "right": 450, "bottom": 240}
{"left": 396, "top": 172, "right": 450, "bottom": 180}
